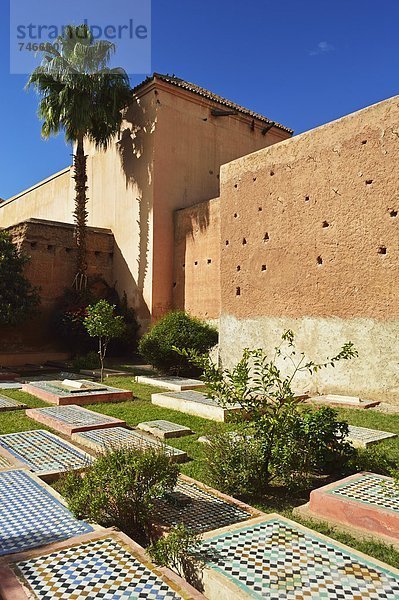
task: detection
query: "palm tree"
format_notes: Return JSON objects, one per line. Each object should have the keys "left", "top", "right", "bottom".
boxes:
{"left": 27, "top": 24, "right": 132, "bottom": 289}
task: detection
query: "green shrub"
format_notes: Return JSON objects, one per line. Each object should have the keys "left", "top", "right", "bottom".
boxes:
{"left": 138, "top": 311, "right": 218, "bottom": 375}
{"left": 60, "top": 447, "right": 178, "bottom": 545}
{"left": 148, "top": 524, "right": 203, "bottom": 583}
{"left": 0, "top": 231, "right": 40, "bottom": 326}
{"left": 72, "top": 351, "right": 99, "bottom": 371}
{"left": 348, "top": 445, "right": 399, "bottom": 476}
{"left": 181, "top": 330, "right": 358, "bottom": 494}
{"left": 271, "top": 406, "right": 355, "bottom": 490}
{"left": 203, "top": 431, "right": 266, "bottom": 496}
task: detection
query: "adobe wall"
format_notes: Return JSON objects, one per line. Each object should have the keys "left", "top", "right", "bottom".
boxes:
{"left": 0, "top": 81, "right": 290, "bottom": 329}
{"left": 151, "top": 82, "right": 290, "bottom": 319}
{"left": 1, "top": 219, "right": 114, "bottom": 352}
{"left": 218, "top": 95, "right": 399, "bottom": 402}
{"left": 173, "top": 198, "right": 220, "bottom": 320}
{"left": 0, "top": 92, "right": 157, "bottom": 328}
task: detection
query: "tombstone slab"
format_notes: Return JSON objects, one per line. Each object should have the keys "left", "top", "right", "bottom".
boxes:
{"left": 152, "top": 390, "right": 241, "bottom": 422}
{"left": 0, "top": 382, "right": 22, "bottom": 390}
{"left": 137, "top": 419, "right": 193, "bottom": 439}
{"left": 0, "top": 396, "right": 27, "bottom": 412}
{"left": 0, "top": 430, "right": 93, "bottom": 481}
{"left": 347, "top": 424, "right": 397, "bottom": 448}
{"left": 72, "top": 427, "right": 187, "bottom": 463}
{"left": 136, "top": 375, "right": 205, "bottom": 391}
{"left": 198, "top": 514, "right": 399, "bottom": 599}
{"left": 80, "top": 368, "right": 133, "bottom": 378}
{"left": 308, "top": 394, "right": 379, "bottom": 409}
{"left": 0, "top": 469, "right": 92, "bottom": 557}
{"left": 22, "top": 379, "right": 132, "bottom": 406}
{"left": 0, "top": 529, "right": 205, "bottom": 600}
{"left": 294, "top": 472, "right": 399, "bottom": 549}
{"left": 26, "top": 405, "right": 126, "bottom": 436}
{"left": 155, "top": 475, "right": 257, "bottom": 534}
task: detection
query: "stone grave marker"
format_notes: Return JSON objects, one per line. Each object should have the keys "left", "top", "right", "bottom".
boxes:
{"left": 72, "top": 427, "right": 187, "bottom": 463}
{"left": 26, "top": 405, "right": 126, "bottom": 436}
{"left": 137, "top": 419, "right": 193, "bottom": 439}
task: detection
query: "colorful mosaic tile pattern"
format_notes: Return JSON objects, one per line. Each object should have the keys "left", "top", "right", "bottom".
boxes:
{"left": 16, "top": 537, "right": 182, "bottom": 599}
{"left": 0, "top": 395, "right": 26, "bottom": 411}
{"left": 27, "top": 379, "right": 120, "bottom": 397}
{"left": 155, "top": 479, "right": 251, "bottom": 533}
{"left": 0, "top": 382, "right": 22, "bottom": 389}
{"left": 0, "top": 430, "right": 92, "bottom": 474}
{"left": 347, "top": 425, "right": 397, "bottom": 446}
{"left": 31, "top": 405, "right": 120, "bottom": 427}
{"left": 202, "top": 518, "right": 399, "bottom": 598}
{"left": 0, "top": 469, "right": 92, "bottom": 556}
{"left": 0, "top": 454, "right": 13, "bottom": 469}
{"left": 331, "top": 473, "right": 399, "bottom": 512}
{"left": 74, "top": 427, "right": 186, "bottom": 460}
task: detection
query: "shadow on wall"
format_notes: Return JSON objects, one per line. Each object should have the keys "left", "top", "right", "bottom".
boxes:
{"left": 173, "top": 200, "right": 211, "bottom": 313}
{"left": 117, "top": 97, "right": 153, "bottom": 304}
{"left": 113, "top": 241, "right": 150, "bottom": 330}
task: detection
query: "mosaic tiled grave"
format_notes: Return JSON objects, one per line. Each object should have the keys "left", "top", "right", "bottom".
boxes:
{"left": 152, "top": 391, "right": 241, "bottom": 422}
{"left": 18, "top": 371, "right": 86, "bottom": 383}
{"left": 200, "top": 515, "right": 399, "bottom": 599}
{"left": 26, "top": 404, "right": 126, "bottom": 436}
{"left": 347, "top": 424, "right": 397, "bottom": 448}
{"left": 22, "top": 378, "right": 132, "bottom": 405}
{"left": 309, "top": 394, "right": 379, "bottom": 409}
{"left": 0, "top": 430, "right": 93, "bottom": 480}
{"left": 0, "top": 469, "right": 92, "bottom": 557}
{"left": 296, "top": 472, "right": 399, "bottom": 547}
{"left": 136, "top": 375, "right": 205, "bottom": 391}
{"left": 0, "top": 382, "right": 22, "bottom": 390}
{"left": 81, "top": 368, "right": 133, "bottom": 378}
{"left": 72, "top": 427, "right": 187, "bottom": 463}
{"left": 155, "top": 477, "right": 253, "bottom": 533}
{"left": 0, "top": 531, "right": 204, "bottom": 600}
{"left": 137, "top": 419, "right": 193, "bottom": 439}
{"left": 0, "top": 454, "right": 15, "bottom": 470}
{"left": 0, "top": 395, "right": 27, "bottom": 412}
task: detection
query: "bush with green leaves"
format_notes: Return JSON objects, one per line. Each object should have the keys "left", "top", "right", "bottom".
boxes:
{"left": 138, "top": 311, "right": 218, "bottom": 375}
{"left": 180, "top": 330, "right": 358, "bottom": 492}
{"left": 84, "top": 300, "right": 126, "bottom": 381}
{"left": 72, "top": 351, "right": 99, "bottom": 371}
{"left": 203, "top": 431, "right": 266, "bottom": 496}
{"left": 0, "top": 231, "right": 40, "bottom": 326}
{"left": 60, "top": 447, "right": 178, "bottom": 545}
{"left": 148, "top": 524, "right": 203, "bottom": 584}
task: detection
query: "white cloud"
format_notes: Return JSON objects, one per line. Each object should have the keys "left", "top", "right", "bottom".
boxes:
{"left": 309, "top": 41, "right": 335, "bottom": 56}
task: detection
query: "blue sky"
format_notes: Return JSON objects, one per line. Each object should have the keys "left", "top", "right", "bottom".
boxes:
{"left": 1, "top": 0, "right": 398, "bottom": 199}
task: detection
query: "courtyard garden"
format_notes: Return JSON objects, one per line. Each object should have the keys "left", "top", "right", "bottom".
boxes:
{"left": 2, "top": 367, "right": 399, "bottom": 568}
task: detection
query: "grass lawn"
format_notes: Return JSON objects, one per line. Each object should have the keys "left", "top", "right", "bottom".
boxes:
{"left": 1, "top": 377, "right": 399, "bottom": 567}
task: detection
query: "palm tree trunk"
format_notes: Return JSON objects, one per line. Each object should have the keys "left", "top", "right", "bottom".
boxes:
{"left": 73, "top": 135, "right": 88, "bottom": 288}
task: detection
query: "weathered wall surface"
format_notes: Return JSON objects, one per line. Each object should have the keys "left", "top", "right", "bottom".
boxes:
{"left": 2, "top": 219, "right": 114, "bottom": 352}
{"left": 0, "top": 80, "right": 289, "bottom": 329}
{"left": 218, "top": 95, "right": 399, "bottom": 401}
{"left": 173, "top": 198, "right": 220, "bottom": 319}
{"left": 152, "top": 82, "right": 290, "bottom": 319}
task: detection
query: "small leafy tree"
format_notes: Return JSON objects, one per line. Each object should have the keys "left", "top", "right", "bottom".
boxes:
{"left": 83, "top": 300, "right": 126, "bottom": 380}
{"left": 0, "top": 231, "right": 40, "bottom": 326}
{"left": 60, "top": 447, "right": 179, "bottom": 545}
{"left": 148, "top": 524, "right": 204, "bottom": 583}
{"left": 179, "top": 330, "right": 358, "bottom": 491}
